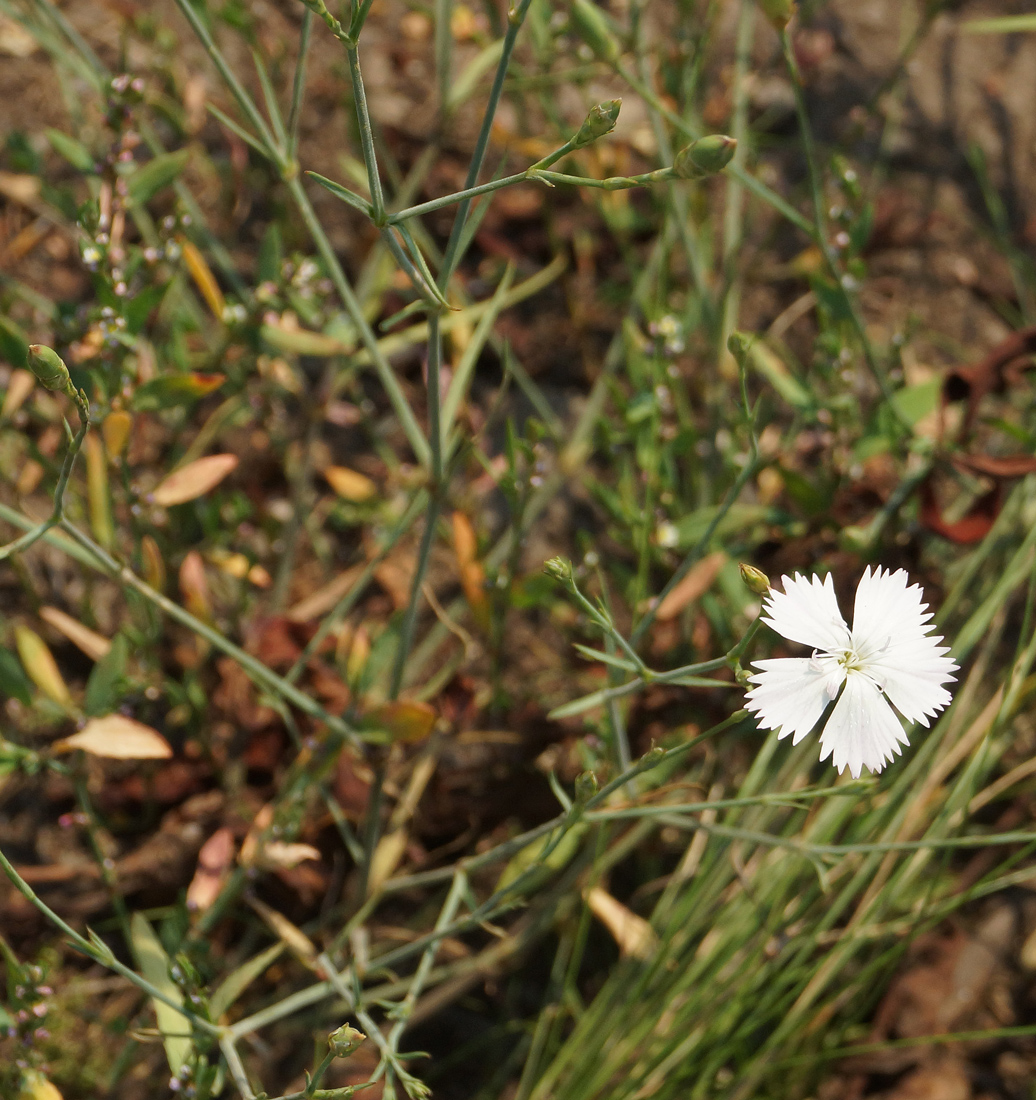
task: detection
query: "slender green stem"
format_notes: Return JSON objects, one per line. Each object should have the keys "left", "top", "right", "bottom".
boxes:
{"left": 389, "top": 489, "right": 445, "bottom": 698}
{"left": 0, "top": 841, "right": 222, "bottom": 1034}
{"left": 287, "top": 10, "right": 313, "bottom": 157}
{"left": 438, "top": 0, "right": 537, "bottom": 286}
{"left": 346, "top": 44, "right": 386, "bottom": 224}
{"left": 172, "top": 0, "right": 281, "bottom": 162}
{"left": 0, "top": 394, "right": 89, "bottom": 562}
{"left": 285, "top": 174, "right": 431, "bottom": 468}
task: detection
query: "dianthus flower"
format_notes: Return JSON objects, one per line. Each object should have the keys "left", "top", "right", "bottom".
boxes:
{"left": 744, "top": 568, "right": 958, "bottom": 778}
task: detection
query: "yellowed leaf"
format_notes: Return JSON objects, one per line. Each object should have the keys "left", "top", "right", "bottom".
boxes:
{"left": 17, "top": 1069, "right": 63, "bottom": 1100}
{"left": 180, "top": 238, "right": 226, "bottom": 320}
{"left": 586, "top": 886, "right": 657, "bottom": 959}
{"left": 14, "top": 625, "right": 70, "bottom": 705}
{"left": 153, "top": 453, "right": 238, "bottom": 506}
{"left": 141, "top": 534, "right": 166, "bottom": 591}
{"left": 39, "top": 607, "right": 111, "bottom": 661}
{"left": 2, "top": 369, "right": 35, "bottom": 417}
{"left": 325, "top": 465, "right": 377, "bottom": 502}
{"left": 655, "top": 551, "right": 727, "bottom": 622}
{"left": 102, "top": 409, "right": 133, "bottom": 460}
{"left": 451, "top": 511, "right": 489, "bottom": 628}
{"left": 56, "top": 715, "right": 173, "bottom": 759}
{"left": 367, "top": 828, "right": 408, "bottom": 895}
{"left": 361, "top": 701, "right": 437, "bottom": 742}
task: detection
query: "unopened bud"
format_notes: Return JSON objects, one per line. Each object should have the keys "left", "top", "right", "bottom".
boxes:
{"left": 672, "top": 134, "right": 737, "bottom": 180}
{"left": 26, "top": 345, "right": 71, "bottom": 394}
{"left": 572, "top": 100, "right": 621, "bottom": 149}
{"left": 544, "top": 557, "right": 573, "bottom": 583}
{"left": 328, "top": 1023, "right": 365, "bottom": 1058}
{"left": 739, "top": 563, "right": 771, "bottom": 594}
{"left": 757, "top": 0, "right": 795, "bottom": 31}
{"left": 727, "top": 331, "right": 752, "bottom": 365}
{"left": 574, "top": 770, "right": 599, "bottom": 802}
{"left": 569, "top": 0, "right": 620, "bottom": 61}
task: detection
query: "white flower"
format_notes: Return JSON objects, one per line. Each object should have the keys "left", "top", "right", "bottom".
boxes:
{"left": 744, "top": 568, "right": 958, "bottom": 779}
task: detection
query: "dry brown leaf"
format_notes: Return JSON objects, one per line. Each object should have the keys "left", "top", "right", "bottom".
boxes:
{"left": 586, "top": 886, "right": 657, "bottom": 959}
{"left": 655, "top": 551, "right": 727, "bottom": 621}
{"left": 56, "top": 715, "right": 173, "bottom": 760}
{"left": 179, "top": 550, "right": 211, "bottom": 621}
{"left": 287, "top": 564, "right": 364, "bottom": 623}
{"left": 186, "top": 826, "right": 235, "bottom": 912}
{"left": 374, "top": 555, "right": 415, "bottom": 609}
{"left": 261, "top": 841, "right": 321, "bottom": 869}
{"left": 39, "top": 606, "right": 111, "bottom": 661}
{"left": 247, "top": 895, "right": 318, "bottom": 963}
{"left": 153, "top": 454, "right": 238, "bottom": 506}
{"left": 325, "top": 465, "right": 377, "bottom": 502}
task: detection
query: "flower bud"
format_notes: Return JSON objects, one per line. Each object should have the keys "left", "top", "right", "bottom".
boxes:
{"left": 726, "top": 330, "right": 752, "bottom": 364}
{"left": 569, "top": 0, "right": 620, "bottom": 62}
{"left": 739, "top": 563, "right": 771, "bottom": 594}
{"left": 543, "top": 557, "right": 573, "bottom": 582}
{"left": 574, "top": 769, "right": 599, "bottom": 802}
{"left": 572, "top": 100, "right": 621, "bottom": 149}
{"left": 672, "top": 135, "right": 737, "bottom": 180}
{"left": 26, "top": 345, "right": 71, "bottom": 394}
{"left": 328, "top": 1023, "right": 366, "bottom": 1058}
{"left": 756, "top": 0, "right": 795, "bottom": 31}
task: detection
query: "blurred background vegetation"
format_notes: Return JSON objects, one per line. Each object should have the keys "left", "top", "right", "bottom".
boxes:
{"left": 3, "top": 0, "right": 1036, "bottom": 1098}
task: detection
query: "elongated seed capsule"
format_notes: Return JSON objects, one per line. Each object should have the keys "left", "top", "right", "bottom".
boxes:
{"left": 26, "top": 345, "right": 71, "bottom": 393}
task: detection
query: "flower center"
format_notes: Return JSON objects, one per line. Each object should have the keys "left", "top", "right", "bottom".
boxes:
{"left": 836, "top": 647, "right": 865, "bottom": 674}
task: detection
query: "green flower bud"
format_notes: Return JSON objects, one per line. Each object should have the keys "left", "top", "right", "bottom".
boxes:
{"left": 757, "top": 0, "right": 795, "bottom": 31}
{"left": 569, "top": 0, "right": 621, "bottom": 62}
{"left": 574, "top": 769, "right": 599, "bottom": 803}
{"left": 543, "top": 557, "right": 573, "bottom": 583}
{"left": 739, "top": 563, "right": 771, "bottom": 595}
{"left": 672, "top": 135, "right": 737, "bottom": 180}
{"left": 726, "top": 331, "right": 753, "bottom": 365}
{"left": 328, "top": 1024, "right": 366, "bottom": 1058}
{"left": 572, "top": 100, "right": 621, "bottom": 149}
{"left": 26, "top": 345, "right": 71, "bottom": 393}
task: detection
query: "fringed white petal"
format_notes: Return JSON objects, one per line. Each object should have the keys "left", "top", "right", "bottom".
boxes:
{"left": 817, "top": 672, "right": 911, "bottom": 779}
{"left": 761, "top": 572, "right": 851, "bottom": 652}
{"left": 745, "top": 657, "right": 845, "bottom": 745}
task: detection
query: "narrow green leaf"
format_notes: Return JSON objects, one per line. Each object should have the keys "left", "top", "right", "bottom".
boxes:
{"left": 305, "top": 171, "right": 374, "bottom": 216}
{"left": 210, "top": 942, "right": 284, "bottom": 1020}
{"left": 129, "top": 912, "right": 192, "bottom": 1075}
{"left": 125, "top": 150, "right": 190, "bottom": 208}
{"left": 45, "top": 128, "right": 95, "bottom": 172}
